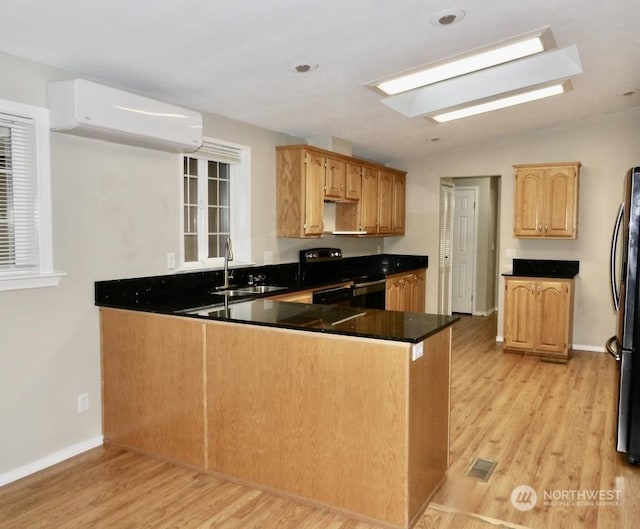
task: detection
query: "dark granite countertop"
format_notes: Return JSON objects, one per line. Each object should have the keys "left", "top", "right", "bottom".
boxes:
{"left": 160, "top": 298, "right": 457, "bottom": 344}
{"left": 503, "top": 259, "right": 579, "bottom": 279}
{"left": 95, "top": 253, "right": 428, "bottom": 311}
{"left": 94, "top": 253, "right": 458, "bottom": 343}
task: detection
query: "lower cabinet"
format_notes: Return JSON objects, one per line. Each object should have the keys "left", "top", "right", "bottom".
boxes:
{"left": 386, "top": 269, "right": 426, "bottom": 313}
{"left": 503, "top": 276, "right": 574, "bottom": 362}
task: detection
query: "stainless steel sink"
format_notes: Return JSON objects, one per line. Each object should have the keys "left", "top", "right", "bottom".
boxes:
{"left": 176, "top": 285, "right": 289, "bottom": 315}
{"left": 220, "top": 285, "right": 287, "bottom": 296}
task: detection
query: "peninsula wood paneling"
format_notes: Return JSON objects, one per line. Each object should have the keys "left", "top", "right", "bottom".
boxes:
{"left": 100, "top": 309, "right": 206, "bottom": 467}
{"left": 205, "top": 321, "right": 410, "bottom": 526}
{"left": 408, "top": 327, "right": 451, "bottom": 523}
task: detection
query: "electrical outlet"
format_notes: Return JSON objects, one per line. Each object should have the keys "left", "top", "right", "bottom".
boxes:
{"left": 167, "top": 252, "right": 176, "bottom": 270}
{"left": 77, "top": 393, "right": 89, "bottom": 414}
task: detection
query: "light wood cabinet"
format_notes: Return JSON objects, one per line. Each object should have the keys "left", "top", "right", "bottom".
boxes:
{"left": 277, "top": 145, "right": 406, "bottom": 238}
{"left": 377, "top": 170, "right": 394, "bottom": 234}
{"left": 386, "top": 269, "right": 426, "bottom": 313}
{"left": 276, "top": 147, "right": 324, "bottom": 237}
{"left": 391, "top": 172, "right": 406, "bottom": 235}
{"left": 345, "top": 162, "right": 362, "bottom": 200}
{"left": 359, "top": 165, "right": 379, "bottom": 233}
{"left": 323, "top": 155, "right": 347, "bottom": 200}
{"left": 513, "top": 162, "right": 580, "bottom": 239}
{"left": 503, "top": 276, "right": 574, "bottom": 362}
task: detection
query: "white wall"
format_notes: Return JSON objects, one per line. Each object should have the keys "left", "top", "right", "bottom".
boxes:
{"left": 386, "top": 106, "right": 640, "bottom": 350}
{"left": 0, "top": 51, "right": 380, "bottom": 482}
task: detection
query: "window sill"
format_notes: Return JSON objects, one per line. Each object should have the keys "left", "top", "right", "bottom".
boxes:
{"left": 0, "top": 272, "right": 67, "bottom": 292}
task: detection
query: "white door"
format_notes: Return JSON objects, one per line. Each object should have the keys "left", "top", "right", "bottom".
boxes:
{"left": 452, "top": 187, "right": 477, "bottom": 314}
{"left": 438, "top": 184, "right": 454, "bottom": 315}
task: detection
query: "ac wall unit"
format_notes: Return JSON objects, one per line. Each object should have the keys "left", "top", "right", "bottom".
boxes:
{"left": 48, "top": 79, "right": 203, "bottom": 153}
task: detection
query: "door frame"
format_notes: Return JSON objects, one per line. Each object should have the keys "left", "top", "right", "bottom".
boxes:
{"left": 438, "top": 182, "right": 454, "bottom": 315}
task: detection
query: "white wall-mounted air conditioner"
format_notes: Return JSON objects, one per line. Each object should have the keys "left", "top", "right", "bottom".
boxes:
{"left": 48, "top": 79, "right": 203, "bottom": 153}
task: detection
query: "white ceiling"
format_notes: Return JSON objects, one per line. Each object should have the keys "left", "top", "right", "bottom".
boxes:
{"left": 0, "top": 0, "right": 638, "bottom": 162}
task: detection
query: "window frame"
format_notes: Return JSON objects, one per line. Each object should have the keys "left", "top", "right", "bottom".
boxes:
{"left": 179, "top": 137, "right": 251, "bottom": 270}
{"left": 0, "top": 98, "right": 63, "bottom": 291}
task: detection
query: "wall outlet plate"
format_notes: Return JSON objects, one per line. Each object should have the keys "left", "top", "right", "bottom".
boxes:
{"left": 411, "top": 342, "right": 424, "bottom": 361}
{"left": 77, "top": 393, "right": 89, "bottom": 414}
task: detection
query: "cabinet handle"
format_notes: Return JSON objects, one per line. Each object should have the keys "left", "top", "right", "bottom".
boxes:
{"left": 544, "top": 224, "right": 549, "bottom": 232}
{"left": 538, "top": 224, "right": 542, "bottom": 232}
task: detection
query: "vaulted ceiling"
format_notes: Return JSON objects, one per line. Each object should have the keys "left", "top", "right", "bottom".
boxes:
{"left": 0, "top": 0, "right": 638, "bottom": 162}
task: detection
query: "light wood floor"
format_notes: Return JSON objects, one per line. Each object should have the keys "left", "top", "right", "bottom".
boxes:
{"left": 1, "top": 314, "right": 638, "bottom": 529}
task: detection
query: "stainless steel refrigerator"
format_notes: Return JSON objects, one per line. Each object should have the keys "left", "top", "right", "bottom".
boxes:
{"left": 608, "top": 166, "right": 640, "bottom": 464}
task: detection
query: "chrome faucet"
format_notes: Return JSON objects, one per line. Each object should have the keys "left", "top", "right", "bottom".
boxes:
{"left": 223, "top": 236, "right": 234, "bottom": 288}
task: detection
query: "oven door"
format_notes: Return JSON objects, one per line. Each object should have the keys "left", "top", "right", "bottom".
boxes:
{"left": 352, "top": 279, "right": 386, "bottom": 309}
{"left": 312, "top": 286, "right": 353, "bottom": 307}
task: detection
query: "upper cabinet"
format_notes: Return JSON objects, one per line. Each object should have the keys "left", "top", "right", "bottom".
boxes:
{"left": 513, "top": 162, "right": 580, "bottom": 239}
{"left": 277, "top": 147, "right": 324, "bottom": 237}
{"left": 323, "top": 155, "right": 347, "bottom": 200}
{"left": 277, "top": 145, "right": 406, "bottom": 238}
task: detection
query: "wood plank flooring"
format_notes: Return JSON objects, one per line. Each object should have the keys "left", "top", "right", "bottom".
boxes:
{"left": 1, "top": 314, "right": 638, "bottom": 528}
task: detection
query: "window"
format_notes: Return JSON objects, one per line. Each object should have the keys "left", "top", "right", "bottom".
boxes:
{"left": 0, "top": 98, "right": 62, "bottom": 291}
{"left": 181, "top": 138, "right": 250, "bottom": 268}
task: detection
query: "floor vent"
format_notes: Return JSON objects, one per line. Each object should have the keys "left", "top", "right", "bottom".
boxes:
{"left": 466, "top": 457, "right": 497, "bottom": 481}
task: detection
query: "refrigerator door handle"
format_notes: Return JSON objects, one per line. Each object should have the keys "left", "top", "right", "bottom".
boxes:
{"left": 606, "top": 335, "right": 621, "bottom": 361}
{"left": 610, "top": 202, "right": 624, "bottom": 311}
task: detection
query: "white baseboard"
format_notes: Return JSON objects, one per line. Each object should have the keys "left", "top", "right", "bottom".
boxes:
{"left": 573, "top": 344, "right": 606, "bottom": 353}
{"left": 472, "top": 307, "right": 496, "bottom": 317}
{"left": 494, "top": 337, "right": 605, "bottom": 353}
{"left": 0, "top": 435, "right": 103, "bottom": 487}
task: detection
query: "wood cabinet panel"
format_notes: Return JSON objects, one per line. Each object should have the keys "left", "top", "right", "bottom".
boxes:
{"left": 100, "top": 309, "right": 206, "bottom": 467}
{"left": 504, "top": 277, "right": 574, "bottom": 361}
{"left": 345, "top": 162, "right": 362, "bottom": 200}
{"left": 514, "top": 162, "right": 580, "bottom": 239}
{"left": 392, "top": 172, "right": 406, "bottom": 235}
{"left": 276, "top": 147, "right": 323, "bottom": 238}
{"left": 323, "top": 155, "right": 347, "bottom": 200}
{"left": 377, "top": 170, "right": 393, "bottom": 234}
{"left": 360, "top": 165, "right": 379, "bottom": 233}
{"left": 386, "top": 269, "right": 426, "bottom": 313}
{"left": 205, "top": 321, "right": 409, "bottom": 525}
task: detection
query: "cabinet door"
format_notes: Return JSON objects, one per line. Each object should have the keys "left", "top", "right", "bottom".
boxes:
{"left": 391, "top": 173, "right": 406, "bottom": 235}
{"left": 535, "top": 280, "right": 570, "bottom": 355}
{"left": 412, "top": 269, "right": 426, "bottom": 313}
{"left": 345, "top": 162, "right": 362, "bottom": 200}
{"left": 514, "top": 168, "right": 545, "bottom": 237}
{"left": 360, "top": 166, "right": 379, "bottom": 233}
{"left": 304, "top": 152, "right": 325, "bottom": 236}
{"left": 504, "top": 279, "right": 536, "bottom": 350}
{"left": 377, "top": 170, "right": 394, "bottom": 234}
{"left": 386, "top": 276, "right": 403, "bottom": 311}
{"left": 545, "top": 166, "right": 578, "bottom": 238}
{"left": 324, "top": 156, "right": 346, "bottom": 200}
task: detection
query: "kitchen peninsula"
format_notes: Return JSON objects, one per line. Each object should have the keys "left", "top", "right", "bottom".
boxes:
{"left": 96, "top": 255, "right": 457, "bottom": 529}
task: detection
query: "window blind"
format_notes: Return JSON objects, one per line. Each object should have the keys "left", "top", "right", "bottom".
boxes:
{"left": 0, "top": 112, "right": 38, "bottom": 271}
{"left": 194, "top": 139, "right": 243, "bottom": 164}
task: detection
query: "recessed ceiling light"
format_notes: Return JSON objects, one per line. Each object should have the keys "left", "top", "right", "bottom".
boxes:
{"left": 374, "top": 32, "right": 548, "bottom": 96}
{"left": 287, "top": 62, "right": 319, "bottom": 74}
{"left": 431, "top": 83, "right": 566, "bottom": 123}
{"left": 430, "top": 9, "right": 466, "bottom": 27}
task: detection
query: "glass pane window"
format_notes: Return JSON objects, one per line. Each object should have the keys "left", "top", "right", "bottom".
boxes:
{"left": 182, "top": 155, "right": 231, "bottom": 264}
